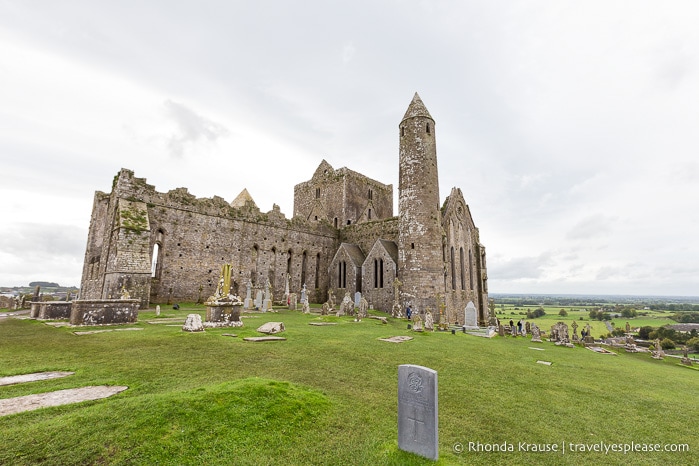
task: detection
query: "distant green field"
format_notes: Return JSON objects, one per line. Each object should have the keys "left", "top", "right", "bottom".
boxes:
{"left": 494, "top": 304, "right": 678, "bottom": 338}
{"left": 1, "top": 305, "right": 695, "bottom": 465}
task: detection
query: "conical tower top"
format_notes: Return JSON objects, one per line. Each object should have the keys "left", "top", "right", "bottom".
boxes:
{"left": 402, "top": 92, "right": 433, "bottom": 122}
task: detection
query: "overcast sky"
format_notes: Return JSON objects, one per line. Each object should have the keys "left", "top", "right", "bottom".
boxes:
{"left": 1, "top": 1, "right": 698, "bottom": 296}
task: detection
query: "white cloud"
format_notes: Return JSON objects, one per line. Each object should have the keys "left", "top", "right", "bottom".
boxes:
{"left": 0, "top": 1, "right": 698, "bottom": 294}
{"left": 162, "top": 100, "right": 230, "bottom": 158}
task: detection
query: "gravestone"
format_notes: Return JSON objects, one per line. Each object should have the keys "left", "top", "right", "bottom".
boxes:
{"left": 530, "top": 323, "right": 542, "bottom": 342}
{"left": 463, "top": 301, "right": 478, "bottom": 329}
{"left": 288, "top": 293, "right": 298, "bottom": 311}
{"left": 254, "top": 290, "right": 263, "bottom": 310}
{"left": 257, "top": 322, "right": 285, "bottom": 334}
{"left": 155, "top": 305, "right": 161, "bottom": 316}
{"left": 398, "top": 364, "right": 438, "bottom": 461}
{"left": 244, "top": 280, "right": 253, "bottom": 310}
{"left": 182, "top": 314, "right": 204, "bottom": 332}
{"left": 354, "top": 291, "right": 361, "bottom": 308}
{"left": 424, "top": 311, "right": 434, "bottom": 331}
{"left": 339, "top": 292, "right": 353, "bottom": 316}
{"left": 300, "top": 284, "right": 308, "bottom": 304}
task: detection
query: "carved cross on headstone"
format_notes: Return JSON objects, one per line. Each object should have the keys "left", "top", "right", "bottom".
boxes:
{"left": 398, "top": 364, "right": 438, "bottom": 461}
{"left": 407, "top": 407, "right": 425, "bottom": 442}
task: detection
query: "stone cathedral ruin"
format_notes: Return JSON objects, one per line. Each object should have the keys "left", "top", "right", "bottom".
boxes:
{"left": 79, "top": 94, "right": 490, "bottom": 325}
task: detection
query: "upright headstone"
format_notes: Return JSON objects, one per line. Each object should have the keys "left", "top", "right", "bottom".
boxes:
{"left": 424, "top": 311, "right": 434, "bottom": 331}
{"left": 398, "top": 364, "right": 438, "bottom": 461}
{"left": 182, "top": 314, "right": 204, "bottom": 332}
{"left": 155, "top": 305, "right": 161, "bottom": 316}
{"left": 300, "top": 284, "right": 308, "bottom": 304}
{"left": 530, "top": 323, "right": 542, "bottom": 342}
{"left": 244, "top": 280, "right": 253, "bottom": 310}
{"left": 463, "top": 301, "right": 478, "bottom": 329}
{"left": 254, "top": 290, "right": 263, "bottom": 310}
{"left": 354, "top": 291, "right": 361, "bottom": 308}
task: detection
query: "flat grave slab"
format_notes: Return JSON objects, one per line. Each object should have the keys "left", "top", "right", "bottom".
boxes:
{"left": 309, "top": 322, "right": 337, "bottom": 326}
{"left": 73, "top": 328, "right": 143, "bottom": 335}
{"left": 536, "top": 360, "right": 553, "bottom": 366}
{"left": 379, "top": 336, "right": 414, "bottom": 343}
{"left": 221, "top": 333, "right": 238, "bottom": 337}
{"left": 44, "top": 322, "right": 71, "bottom": 327}
{"left": 0, "top": 386, "right": 128, "bottom": 416}
{"left": 0, "top": 371, "right": 75, "bottom": 387}
{"left": 147, "top": 318, "right": 185, "bottom": 324}
{"left": 243, "top": 336, "right": 287, "bottom": 342}
{"left": 587, "top": 346, "right": 616, "bottom": 355}
{"left": 528, "top": 347, "right": 545, "bottom": 351}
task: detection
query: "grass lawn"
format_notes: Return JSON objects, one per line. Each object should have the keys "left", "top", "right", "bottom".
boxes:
{"left": 0, "top": 305, "right": 695, "bottom": 465}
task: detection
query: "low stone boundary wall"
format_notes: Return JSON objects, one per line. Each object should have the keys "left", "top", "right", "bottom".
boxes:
{"left": 70, "top": 299, "right": 139, "bottom": 326}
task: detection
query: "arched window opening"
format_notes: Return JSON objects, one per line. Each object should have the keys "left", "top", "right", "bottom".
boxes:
{"left": 301, "top": 251, "right": 308, "bottom": 287}
{"left": 450, "top": 247, "right": 456, "bottom": 290}
{"left": 426, "top": 123, "right": 431, "bottom": 134}
{"left": 315, "top": 253, "right": 320, "bottom": 288}
{"left": 373, "top": 259, "right": 378, "bottom": 288}
{"left": 338, "top": 261, "right": 347, "bottom": 288}
{"left": 368, "top": 209, "right": 372, "bottom": 220}
{"left": 459, "top": 247, "right": 466, "bottom": 290}
{"left": 469, "top": 249, "right": 474, "bottom": 290}
{"left": 270, "top": 247, "right": 277, "bottom": 288}
{"left": 251, "top": 245, "right": 259, "bottom": 285}
{"left": 151, "top": 229, "right": 165, "bottom": 279}
{"left": 151, "top": 243, "right": 160, "bottom": 278}
{"left": 379, "top": 258, "right": 384, "bottom": 288}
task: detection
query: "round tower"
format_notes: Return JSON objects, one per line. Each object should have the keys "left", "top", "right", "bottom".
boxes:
{"left": 397, "top": 93, "right": 445, "bottom": 314}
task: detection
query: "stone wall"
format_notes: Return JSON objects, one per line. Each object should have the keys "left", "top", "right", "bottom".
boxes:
{"left": 81, "top": 169, "right": 339, "bottom": 308}
{"left": 294, "top": 160, "right": 393, "bottom": 227}
{"left": 361, "top": 240, "right": 398, "bottom": 313}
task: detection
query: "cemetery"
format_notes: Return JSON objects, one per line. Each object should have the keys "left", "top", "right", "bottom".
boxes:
{"left": 1, "top": 296, "right": 696, "bottom": 465}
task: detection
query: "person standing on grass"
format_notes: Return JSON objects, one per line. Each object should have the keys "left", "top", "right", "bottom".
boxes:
{"left": 509, "top": 319, "right": 514, "bottom": 335}
{"left": 517, "top": 319, "right": 523, "bottom": 335}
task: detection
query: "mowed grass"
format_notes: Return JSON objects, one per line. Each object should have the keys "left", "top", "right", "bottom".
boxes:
{"left": 0, "top": 305, "right": 696, "bottom": 465}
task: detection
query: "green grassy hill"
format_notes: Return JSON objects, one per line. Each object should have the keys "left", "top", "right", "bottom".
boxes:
{"left": 1, "top": 305, "right": 695, "bottom": 465}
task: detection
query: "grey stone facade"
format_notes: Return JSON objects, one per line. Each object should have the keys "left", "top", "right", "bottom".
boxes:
{"left": 79, "top": 93, "right": 489, "bottom": 323}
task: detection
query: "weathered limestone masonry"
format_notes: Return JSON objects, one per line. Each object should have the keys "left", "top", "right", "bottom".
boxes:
{"left": 398, "top": 94, "right": 447, "bottom": 317}
{"left": 80, "top": 170, "right": 337, "bottom": 308}
{"left": 70, "top": 299, "right": 140, "bottom": 326}
{"left": 79, "top": 93, "right": 489, "bottom": 324}
{"left": 294, "top": 160, "right": 393, "bottom": 228}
